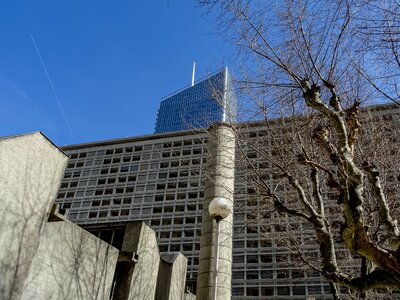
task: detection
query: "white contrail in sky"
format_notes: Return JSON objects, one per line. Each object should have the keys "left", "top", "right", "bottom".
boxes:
{"left": 29, "top": 32, "right": 75, "bottom": 140}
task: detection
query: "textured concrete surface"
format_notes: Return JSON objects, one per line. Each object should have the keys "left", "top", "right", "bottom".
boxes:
{"left": 0, "top": 132, "right": 191, "bottom": 300}
{"left": 184, "top": 292, "right": 197, "bottom": 300}
{"left": 124, "top": 222, "right": 160, "bottom": 300}
{"left": 21, "top": 220, "right": 118, "bottom": 300}
{"left": 0, "top": 132, "right": 68, "bottom": 300}
{"left": 156, "top": 252, "right": 188, "bottom": 300}
{"left": 197, "top": 124, "right": 235, "bottom": 299}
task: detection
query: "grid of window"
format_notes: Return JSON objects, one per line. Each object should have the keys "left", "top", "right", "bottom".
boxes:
{"left": 57, "top": 104, "right": 400, "bottom": 299}
{"left": 57, "top": 129, "right": 336, "bottom": 298}
{"left": 57, "top": 135, "right": 210, "bottom": 288}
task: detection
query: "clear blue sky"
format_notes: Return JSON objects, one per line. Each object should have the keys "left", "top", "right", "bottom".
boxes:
{"left": 0, "top": 1, "right": 234, "bottom": 145}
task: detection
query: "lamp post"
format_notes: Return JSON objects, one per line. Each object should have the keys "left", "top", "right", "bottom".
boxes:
{"left": 208, "top": 197, "right": 231, "bottom": 300}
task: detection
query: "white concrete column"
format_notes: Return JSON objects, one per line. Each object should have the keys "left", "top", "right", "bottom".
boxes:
{"left": 196, "top": 123, "right": 235, "bottom": 299}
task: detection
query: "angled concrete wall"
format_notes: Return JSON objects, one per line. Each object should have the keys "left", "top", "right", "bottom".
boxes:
{"left": 0, "top": 132, "right": 191, "bottom": 300}
{"left": 0, "top": 132, "right": 68, "bottom": 300}
{"left": 118, "top": 222, "right": 161, "bottom": 300}
{"left": 155, "top": 253, "right": 188, "bottom": 300}
{"left": 21, "top": 220, "right": 118, "bottom": 300}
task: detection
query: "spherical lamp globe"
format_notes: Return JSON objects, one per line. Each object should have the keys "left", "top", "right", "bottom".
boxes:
{"left": 208, "top": 197, "right": 231, "bottom": 219}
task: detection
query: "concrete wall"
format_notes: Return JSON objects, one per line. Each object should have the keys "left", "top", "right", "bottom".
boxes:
{"left": 21, "top": 220, "right": 118, "bottom": 300}
{"left": 0, "top": 132, "right": 190, "bottom": 300}
{"left": 164, "top": 253, "right": 187, "bottom": 300}
{"left": 156, "top": 253, "right": 188, "bottom": 300}
{"left": 122, "top": 222, "right": 161, "bottom": 300}
{"left": 184, "top": 293, "right": 196, "bottom": 300}
{"left": 0, "top": 132, "right": 68, "bottom": 300}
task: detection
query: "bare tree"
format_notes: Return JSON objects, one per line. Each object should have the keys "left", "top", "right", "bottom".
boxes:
{"left": 355, "top": 0, "right": 400, "bottom": 105}
{"left": 200, "top": 0, "right": 400, "bottom": 297}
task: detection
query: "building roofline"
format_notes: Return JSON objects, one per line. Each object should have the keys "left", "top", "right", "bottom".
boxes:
{"left": 0, "top": 131, "right": 68, "bottom": 158}
{"left": 61, "top": 128, "right": 207, "bottom": 151}
{"left": 61, "top": 102, "right": 398, "bottom": 151}
{"left": 234, "top": 102, "right": 399, "bottom": 129}
{"left": 160, "top": 67, "right": 227, "bottom": 101}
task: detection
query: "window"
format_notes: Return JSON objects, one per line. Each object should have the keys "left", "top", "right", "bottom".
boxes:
{"left": 123, "top": 197, "right": 132, "bottom": 204}
{"left": 155, "top": 195, "right": 164, "bottom": 201}
{"left": 246, "top": 287, "right": 259, "bottom": 296}
{"left": 159, "top": 172, "right": 168, "bottom": 179}
{"left": 183, "top": 244, "right": 192, "bottom": 251}
{"left": 247, "top": 255, "right": 258, "bottom": 263}
{"left": 233, "top": 255, "right": 244, "bottom": 263}
{"left": 163, "top": 219, "right": 172, "bottom": 225}
{"left": 234, "top": 241, "right": 245, "bottom": 248}
{"left": 277, "top": 287, "right": 290, "bottom": 295}
{"left": 247, "top": 240, "right": 258, "bottom": 248}
{"left": 233, "top": 271, "right": 244, "bottom": 279}
{"left": 120, "top": 209, "right": 129, "bottom": 216}
{"left": 308, "top": 285, "right": 322, "bottom": 294}
{"left": 160, "top": 231, "right": 170, "bottom": 238}
{"left": 247, "top": 271, "right": 258, "bottom": 279}
{"left": 151, "top": 219, "right": 161, "bottom": 226}
{"left": 261, "top": 270, "right": 273, "bottom": 279}
{"left": 276, "top": 270, "right": 289, "bottom": 279}
{"left": 142, "top": 207, "right": 151, "bottom": 214}
{"left": 175, "top": 205, "right": 185, "bottom": 212}
{"left": 293, "top": 286, "right": 306, "bottom": 295}
{"left": 185, "top": 217, "right": 195, "bottom": 224}
{"left": 184, "top": 230, "right": 194, "bottom": 237}
{"left": 261, "top": 287, "right": 274, "bottom": 296}
{"left": 232, "top": 287, "right": 244, "bottom": 296}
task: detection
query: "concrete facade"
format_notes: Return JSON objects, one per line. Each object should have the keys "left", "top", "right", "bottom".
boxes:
{"left": 56, "top": 104, "right": 400, "bottom": 299}
{"left": 0, "top": 132, "right": 190, "bottom": 300}
{"left": 0, "top": 132, "right": 68, "bottom": 300}
{"left": 21, "top": 219, "right": 119, "bottom": 300}
{"left": 156, "top": 253, "right": 188, "bottom": 300}
{"left": 124, "top": 222, "right": 160, "bottom": 300}
{"left": 83, "top": 221, "right": 190, "bottom": 300}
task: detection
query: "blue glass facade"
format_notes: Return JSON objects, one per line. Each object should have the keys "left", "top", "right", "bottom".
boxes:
{"left": 154, "top": 68, "right": 236, "bottom": 133}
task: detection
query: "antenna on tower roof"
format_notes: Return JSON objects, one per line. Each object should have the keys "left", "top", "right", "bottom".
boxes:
{"left": 191, "top": 62, "right": 196, "bottom": 86}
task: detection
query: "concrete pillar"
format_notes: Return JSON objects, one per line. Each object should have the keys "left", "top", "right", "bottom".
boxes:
{"left": 196, "top": 123, "right": 235, "bottom": 299}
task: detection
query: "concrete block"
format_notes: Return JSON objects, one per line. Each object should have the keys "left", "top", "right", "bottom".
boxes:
{"left": 0, "top": 132, "right": 68, "bottom": 300}
{"left": 21, "top": 220, "right": 118, "bottom": 300}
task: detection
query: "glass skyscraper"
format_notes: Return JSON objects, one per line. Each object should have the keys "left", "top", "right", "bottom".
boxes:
{"left": 154, "top": 67, "right": 237, "bottom": 133}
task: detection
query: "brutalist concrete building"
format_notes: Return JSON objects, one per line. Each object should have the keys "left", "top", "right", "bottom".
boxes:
{"left": 56, "top": 127, "right": 337, "bottom": 299}
{"left": 0, "top": 132, "right": 192, "bottom": 300}
{"left": 55, "top": 102, "right": 400, "bottom": 299}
